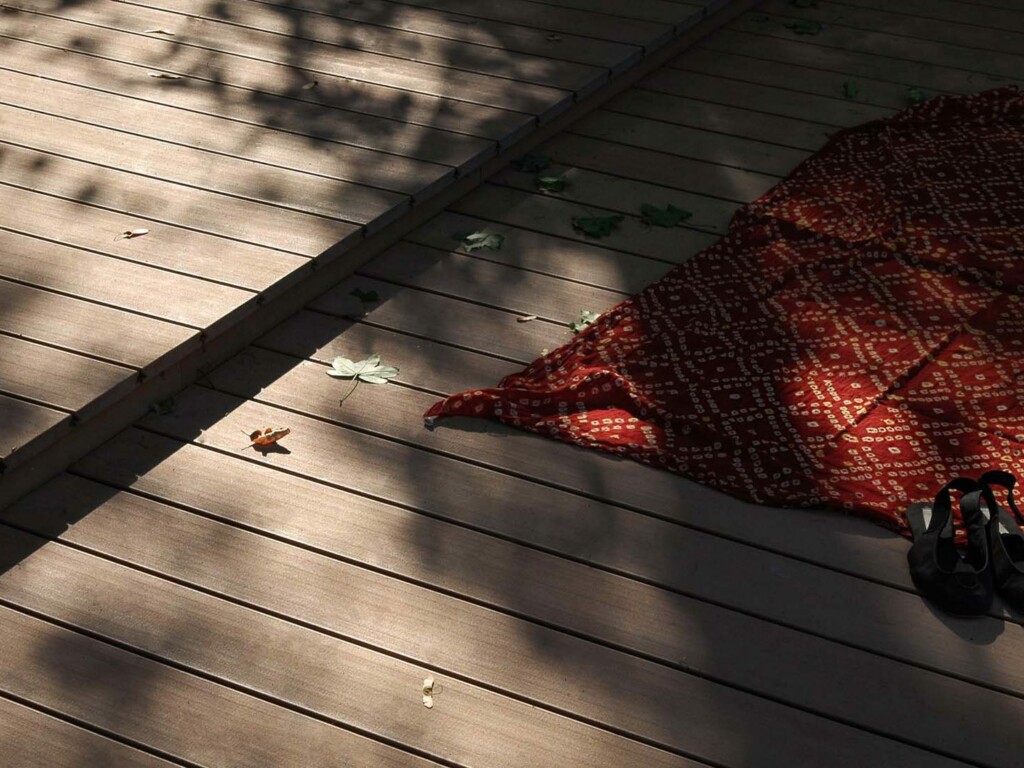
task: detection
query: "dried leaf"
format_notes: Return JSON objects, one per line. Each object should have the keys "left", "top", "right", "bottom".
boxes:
{"left": 785, "top": 19, "right": 823, "bottom": 34}
{"left": 842, "top": 81, "right": 858, "bottom": 99}
{"left": 327, "top": 354, "right": 399, "bottom": 384}
{"left": 572, "top": 215, "right": 623, "bottom": 238}
{"left": 301, "top": 80, "right": 318, "bottom": 90}
{"left": 114, "top": 227, "right": 150, "bottom": 241}
{"left": 147, "top": 71, "right": 183, "bottom": 79}
{"left": 453, "top": 231, "right": 504, "bottom": 252}
{"left": 570, "top": 309, "right": 600, "bottom": 334}
{"left": 242, "top": 427, "right": 290, "bottom": 450}
{"left": 640, "top": 203, "right": 692, "bottom": 228}
{"left": 535, "top": 175, "right": 566, "bottom": 193}
{"left": 349, "top": 288, "right": 379, "bottom": 303}
{"left": 907, "top": 86, "right": 927, "bottom": 105}
{"left": 512, "top": 154, "right": 550, "bottom": 173}
{"left": 516, "top": 314, "right": 537, "bottom": 323}
{"left": 144, "top": 28, "right": 175, "bottom": 35}
{"left": 422, "top": 676, "right": 435, "bottom": 708}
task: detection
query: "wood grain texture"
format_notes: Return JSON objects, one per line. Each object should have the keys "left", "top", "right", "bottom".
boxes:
{"left": 0, "top": 393, "right": 67, "bottom": 461}
{"left": 0, "top": 335, "right": 134, "bottom": 414}
{"left": 0, "top": 695, "right": 179, "bottom": 768}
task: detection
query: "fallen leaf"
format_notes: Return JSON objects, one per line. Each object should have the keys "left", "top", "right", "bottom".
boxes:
{"left": 144, "top": 28, "right": 175, "bottom": 35}
{"left": 907, "top": 87, "right": 927, "bottom": 105}
{"left": 422, "top": 676, "right": 435, "bottom": 709}
{"left": 535, "top": 175, "right": 566, "bottom": 193}
{"left": 785, "top": 19, "right": 822, "bottom": 34}
{"left": 301, "top": 80, "right": 318, "bottom": 90}
{"left": 349, "top": 288, "right": 379, "bottom": 303}
{"left": 327, "top": 354, "right": 399, "bottom": 384}
{"left": 842, "top": 81, "right": 858, "bottom": 99}
{"left": 570, "top": 309, "right": 600, "bottom": 334}
{"left": 147, "top": 71, "right": 183, "bottom": 79}
{"left": 640, "top": 203, "right": 692, "bottom": 228}
{"left": 114, "top": 227, "right": 150, "bottom": 241}
{"left": 242, "top": 427, "right": 290, "bottom": 450}
{"left": 454, "top": 231, "right": 504, "bottom": 252}
{"left": 149, "top": 397, "right": 175, "bottom": 416}
{"left": 517, "top": 314, "right": 537, "bottom": 323}
{"left": 572, "top": 215, "right": 623, "bottom": 238}
{"left": 512, "top": 154, "right": 550, "bottom": 173}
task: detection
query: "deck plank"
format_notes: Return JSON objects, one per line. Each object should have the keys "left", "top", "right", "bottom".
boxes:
{"left": 44, "top": 444, "right": 1024, "bottom": 766}
{"left": 0, "top": 14, "right": 529, "bottom": 142}
{"left": 133, "top": 0, "right": 607, "bottom": 94}
{"left": 0, "top": 393, "right": 68, "bottom": 462}
{"left": 0, "top": 280, "right": 195, "bottom": 370}
{"left": 0, "top": 228, "right": 251, "bottom": 329}
{"left": 0, "top": 335, "right": 134, "bottom": 414}
{"left": 33, "top": 3, "right": 570, "bottom": 116}
{"left": 0, "top": 525, "right": 697, "bottom": 768}
{"left": 0, "top": 604, "right": 445, "bottom": 768}
{"left": 0, "top": 696, "right": 179, "bottom": 768}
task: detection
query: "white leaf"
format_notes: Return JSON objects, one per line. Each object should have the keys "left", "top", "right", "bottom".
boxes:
{"left": 327, "top": 354, "right": 398, "bottom": 384}
{"left": 329, "top": 356, "right": 359, "bottom": 376}
{"left": 148, "top": 71, "right": 183, "bottom": 80}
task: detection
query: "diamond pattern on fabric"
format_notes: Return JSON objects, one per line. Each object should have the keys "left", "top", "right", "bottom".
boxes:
{"left": 424, "top": 87, "right": 1024, "bottom": 535}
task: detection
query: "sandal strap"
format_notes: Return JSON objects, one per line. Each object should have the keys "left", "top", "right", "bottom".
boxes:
{"left": 981, "top": 469, "right": 1024, "bottom": 528}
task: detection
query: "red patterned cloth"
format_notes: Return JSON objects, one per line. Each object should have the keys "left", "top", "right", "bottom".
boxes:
{"left": 424, "top": 87, "right": 1024, "bottom": 535}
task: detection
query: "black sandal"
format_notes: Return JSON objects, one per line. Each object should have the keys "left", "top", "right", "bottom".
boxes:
{"left": 906, "top": 477, "right": 993, "bottom": 616}
{"left": 980, "top": 470, "right": 1024, "bottom": 611}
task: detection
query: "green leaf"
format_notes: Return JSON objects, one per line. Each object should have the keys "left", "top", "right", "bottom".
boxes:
{"left": 786, "top": 19, "right": 822, "bottom": 34}
{"left": 535, "top": 175, "right": 566, "bottom": 193}
{"left": 512, "top": 154, "right": 550, "bottom": 172}
{"left": 453, "top": 231, "right": 504, "bottom": 252}
{"left": 842, "top": 81, "right": 858, "bottom": 99}
{"left": 907, "top": 87, "right": 927, "bottom": 105}
{"left": 790, "top": 0, "right": 818, "bottom": 7}
{"left": 571, "top": 215, "right": 623, "bottom": 238}
{"left": 327, "top": 354, "right": 399, "bottom": 384}
{"left": 640, "top": 203, "right": 693, "bottom": 228}
{"left": 349, "top": 288, "right": 379, "bottom": 303}
{"left": 569, "top": 309, "right": 600, "bottom": 334}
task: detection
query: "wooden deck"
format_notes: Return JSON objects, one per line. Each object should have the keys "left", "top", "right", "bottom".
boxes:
{"left": 4, "top": 0, "right": 1024, "bottom": 766}
{"left": 0, "top": 0, "right": 733, "bottom": 501}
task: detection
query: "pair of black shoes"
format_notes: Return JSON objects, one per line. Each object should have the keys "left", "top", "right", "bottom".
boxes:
{"left": 906, "top": 471, "right": 1024, "bottom": 616}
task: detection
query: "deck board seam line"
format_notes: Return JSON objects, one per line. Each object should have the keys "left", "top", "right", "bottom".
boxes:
{"left": 35, "top": 473, "right": 1002, "bottom": 766}
{"left": 400, "top": 236, "right": 648, "bottom": 293}
{"left": 0, "top": 181, "right": 317, "bottom": 259}
{"left": 0, "top": 329, "right": 147, "bottom": 374}
{"left": 113, "top": 0, "right": 606, "bottom": 94}
{"left": 0, "top": 388, "right": 76, "bottom": 417}
{"left": 269, "top": 0, "right": 662, "bottom": 49}
{"left": 696, "top": 31, "right": 1008, "bottom": 91}
{"left": 662, "top": 63, "right": 957, "bottom": 106}
{"left": 0, "top": 137, "right": 404, "bottom": 229}
{"left": 598, "top": 101, "right": 837, "bottom": 147}
{"left": 772, "top": 2, "right": 1024, "bottom": 54}
{"left": 0, "top": 63, "right": 463, "bottom": 173}
{"left": 730, "top": 17, "right": 1024, "bottom": 82}
{"left": 240, "top": 0, "right": 636, "bottom": 69}
{"left": 563, "top": 128, "right": 789, "bottom": 178}
{"left": 828, "top": 0, "right": 1024, "bottom": 33}
{"left": 352, "top": 269, "right": 630, "bottom": 315}
{"left": 0, "top": 32, "right": 512, "bottom": 142}
{"left": 0, "top": 100, "right": 448, "bottom": 199}
{"left": 0, "top": 592, "right": 475, "bottom": 768}
{"left": 0, "top": 275, "right": 204, "bottom": 333}
{"left": 0, "top": 225, "right": 264, "bottom": 294}
{"left": 18, "top": 8, "right": 561, "bottom": 116}
{"left": 0, "top": 689, "right": 202, "bottom": 768}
